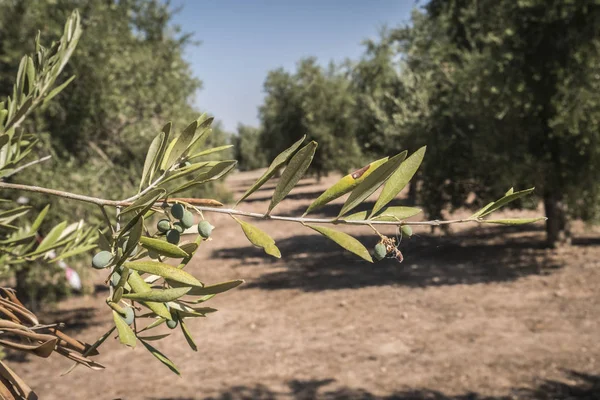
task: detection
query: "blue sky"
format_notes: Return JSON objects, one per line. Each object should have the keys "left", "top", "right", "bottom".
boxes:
{"left": 170, "top": 1, "right": 417, "bottom": 132}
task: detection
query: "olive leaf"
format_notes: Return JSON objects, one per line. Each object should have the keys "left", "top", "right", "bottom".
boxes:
{"left": 36, "top": 221, "right": 67, "bottom": 253}
{"left": 165, "top": 120, "right": 198, "bottom": 168}
{"left": 180, "top": 320, "right": 197, "bottom": 352}
{"left": 268, "top": 141, "right": 317, "bottom": 213}
{"left": 338, "top": 151, "right": 408, "bottom": 217}
{"left": 481, "top": 217, "right": 546, "bottom": 225}
{"left": 188, "top": 144, "right": 233, "bottom": 160}
{"left": 117, "top": 189, "right": 165, "bottom": 241}
{"left": 304, "top": 157, "right": 389, "bottom": 216}
{"left": 237, "top": 135, "right": 306, "bottom": 204}
{"left": 233, "top": 217, "right": 281, "bottom": 258}
{"left": 127, "top": 271, "right": 172, "bottom": 320}
{"left": 29, "top": 204, "right": 49, "bottom": 232}
{"left": 306, "top": 224, "right": 372, "bottom": 262}
{"left": 121, "top": 187, "right": 166, "bottom": 216}
{"left": 344, "top": 206, "right": 422, "bottom": 222}
{"left": 123, "top": 216, "right": 143, "bottom": 258}
{"left": 139, "top": 131, "right": 164, "bottom": 191}
{"left": 168, "top": 279, "right": 244, "bottom": 296}
{"left": 371, "top": 146, "right": 426, "bottom": 216}
{"left": 470, "top": 188, "right": 535, "bottom": 218}
{"left": 122, "top": 287, "right": 191, "bottom": 302}
{"left": 140, "top": 339, "right": 180, "bottom": 376}
{"left": 150, "top": 121, "right": 172, "bottom": 180}
{"left": 124, "top": 261, "right": 202, "bottom": 286}
{"left": 112, "top": 310, "right": 136, "bottom": 348}
{"left": 139, "top": 236, "right": 189, "bottom": 258}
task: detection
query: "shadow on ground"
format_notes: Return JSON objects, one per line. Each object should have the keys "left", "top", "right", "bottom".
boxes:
{"left": 213, "top": 224, "right": 562, "bottom": 292}
{"left": 151, "top": 370, "right": 600, "bottom": 399}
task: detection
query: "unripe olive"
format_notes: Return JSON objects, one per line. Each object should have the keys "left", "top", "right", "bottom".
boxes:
{"left": 166, "top": 229, "right": 180, "bottom": 244}
{"left": 148, "top": 249, "right": 159, "bottom": 259}
{"left": 373, "top": 243, "right": 387, "bottom": 261}
{"left": 157, "top": 219, "right": 171, "bottom": 233}
{"left": 180, "top": 210, "right": 194, "bottom": 229}
{"left": 198, "top": 220, "right": 214, "bottom": 239}
{"left": 166, "top": 318, "right": 178, "bottom": 329}
{"left": 171, "top": 204, "right": 185, "bottom": 220}
{"left": 92, "top": 251, "right": 113, "bottom": 269}
{"left": 173, "top": 222, "right": 185, "bottom": 233}
{"left": 110, "top": 272, "right": 121, "bottom": 287}
{"left": 401, "top": 225, "right": 413, "bottom": 238}
{"left": 121, "top": 307, "right": 135, "bottom": 325}
{"left": 179, "top": 161, "right": 191, "bottom": 168}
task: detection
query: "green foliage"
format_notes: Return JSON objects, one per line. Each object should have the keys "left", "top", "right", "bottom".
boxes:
{"left": 232, "top": 124, "right": 266, "bottom": 171}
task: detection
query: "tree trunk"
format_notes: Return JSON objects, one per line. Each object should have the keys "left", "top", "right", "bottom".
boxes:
{"left": 543, "top": 192, "right": 570, "bottom": 248}
{"left": 407, "top": 179, "right": 417, "bottom": 206}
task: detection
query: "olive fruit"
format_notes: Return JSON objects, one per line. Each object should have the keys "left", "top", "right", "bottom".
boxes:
{"left": 401, "top": 225, "right": 413, "bottom": 238}
{"left": 148, "top": 249, "right": 159, "bottom": 259}
{"left": 110, "top": 272, "right": 121, "bottom": 287}
{"left": 373, "top": 243, "right": 387, "bottom": 261}
{"left": 121, "top": 238, "right": 138, "bottom": 255}
{"left": 166, "top": 318, "right": 178, "bottom": 329}
{"left": 180, "top": 210, "right": 194, "bottom": 229}
{"left": 121, "top": 307, "right": 135, "bottom": 325}
{"left": 171, "top": 203, "right": 185, "bottom": 220}
{"left": 92, "top": 251, "right": 113, "bottom": 269}
{"left": 198, "top": 220, "right": 214, "bottom": 239}
{"left": 166, "top": 229, "right": 180, "bottom": 244}
{"left": 157, "top": 219, "right": 171, "bottom": 233}
{"left": 173, "top": 222, "right": 185, "bottom": 233}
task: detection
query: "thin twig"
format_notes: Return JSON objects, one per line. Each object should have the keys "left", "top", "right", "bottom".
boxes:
{"left": 0, "top": 181, "right": 483, "bottom": 227}
{"left": 1, "top": 155, "right": 52, "bottom": 181}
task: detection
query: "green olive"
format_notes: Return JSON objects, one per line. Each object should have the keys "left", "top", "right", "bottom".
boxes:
{"left": 197, "top": 220, "right": 214, "bottom": 239}
{"left": 373, "top": 243, "right": 387, "bottom": 261}
{"left": 157, "top": 219, "right": 171, "bottom": 233}
{"left": 121, "top": 307, "right": 135, "bottom": 325}
{"left": 166, "top": 229, "right": 180, "bottom": 244}
{"left": 180, "top": 210, "right": 194, "bottom": 229}
{"left": 171, "top": 204, "right": 185, "bottom": 220}
{"left": 166, "top": 318, "right": 178, "bottom": 329}
{"left": 92, "top": 251, "right": 113, "bottom": 269}
{"left": 401, "top": 225, "right": 413, "bottom": 238}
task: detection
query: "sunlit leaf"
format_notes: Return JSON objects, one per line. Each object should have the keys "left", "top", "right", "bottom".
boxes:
{"left": 233, "top": 217, "right": 280, "bottom": 258}
{"left": 343, "top": 206, "right": 422, "bottom": 221}
{"left": 169, "top": 279, "right": 244, "bottom": 296}
{"left": 304, "top": 157, "right": 388, "bottom": 216}
{"left": 112, "top": 310, "right": 136, "bottom": 348}
{"left": 122, "top": 287, "right": 191, "bottom": 302}
{"left": 139, "top": 236, "right": 189, "bottom": 258}
{"left": 124, "top": 261, "right": 202, "bottom": 286}
{"left": 180, "top": 320, "right": 197, "bottom": 351}
{"left": 127, "top": 271, "right": 171, "bottom": 319}
{"left": 139, "top": 131, "right": 164, "bottom": 190}
{"left": 372, "top": 146, "right": 426, "bottom": 216}
{"left": 478, "top": 188, "right": 535, "bottom": 217}
{"left": 236, "top": 135, "right": 306, "bottom": 204}
{"left": 268, "top": 141, "right": 317, "bottom": 213}
{"left": 140, "top": 339, "right": 180, "bottom": 375}
{"left": 338, "top": 151, "right": 407, "bottom": 217}
{"left": 165, "top": 120, "right": 197, "bottom": 168}
{"left": 36, "top": 221, "right": 67, "bottom": 253}
{"left": 306, "top": 225, "right": 372, "bottom": 262}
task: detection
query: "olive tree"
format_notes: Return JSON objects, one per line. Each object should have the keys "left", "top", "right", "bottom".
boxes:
{"left": 0, "top": 11, "right": 545, "bottom": 399}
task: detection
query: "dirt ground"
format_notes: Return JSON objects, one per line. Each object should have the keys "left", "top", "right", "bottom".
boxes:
{"left": 8, "top": 169, "right": 600, "bottom": 399}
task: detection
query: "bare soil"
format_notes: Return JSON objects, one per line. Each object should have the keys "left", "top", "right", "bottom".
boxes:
{"left": 9, "top": 170, "right": 600, "bottom": 399}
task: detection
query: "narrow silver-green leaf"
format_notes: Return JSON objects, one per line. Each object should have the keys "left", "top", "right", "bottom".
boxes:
{"left": 112, "top": 311, "right": 136, "bottom": 348}
{"left": 169, "top": 279, "right": 244, "bottom": 296}
{"left": 121, "top": 188, "right": 165, "bottom": 216}
{"left": 36, "top": 221, "right": 67, "bottom": 253}
{"left": 304, "top": 157, "right": 388, "bottom": 216}
{"left": 306, "top": 224, "right": 372, "bottom": 262}
{"left": 469, "top": 201, "right": 495, "bottom": 219}
{"left": 479, "top": 188, "right": 535, "bottom": 217}
{"left": 123, "top": 216, "right": 143, "bottom": 257}
{"left": 165, "top": 120, "right": 197, "bottom": 168}
{"left": 122, "top": 287, "right": 191, "bottom": 302}
{"left": 188, "top": 145, "right": 233, "bottom": 160}
{"left": 180, "top": 320, "right": 197, "bottom": 352}
{"left": 371, "top": 146, "right": 426, "bottom": 216}
{"left": 29, "top": 204, "right": 49, "bottom": 232}
{"left": 338, "top": 151, "right": 407, "bottom": 217}
{"left": 127, "top": 271, "right": 171, "bottom": 320}
{"left": 233, "top": 217, "right": 280, "bottom": 258}
{"left": 268, "top": 141, "right": 317, "bottom": 213}
{"left": 139, "top": 131, "right": 164, "bottom": 191}
{"left": 140, "top": 339, "right": 180, "bottom": 375}
{"left": 124, "top": 261, "right": 202, "bottom": 286}
{"left": 481, "top": 217, "right": 546, "bottom": 225}
{"left": 139, "top": 236, "right": 189, "bottom": 258}
{"left": 236, "top": 135, "right": 306, "bottom": 204}
{"left": 42, "top": 75, "right": 76, "bottom": 108}
{"left": 343, "top": 206, "right": 422, "bottom": 221}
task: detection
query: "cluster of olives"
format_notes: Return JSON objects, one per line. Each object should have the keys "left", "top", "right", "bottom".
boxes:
{"left": 157, "top": 204, "right": 194, "bottom": 245}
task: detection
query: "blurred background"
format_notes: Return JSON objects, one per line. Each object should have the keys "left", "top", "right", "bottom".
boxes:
{"left": 2, "top": 0, "right": 600, "bottom": 399}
